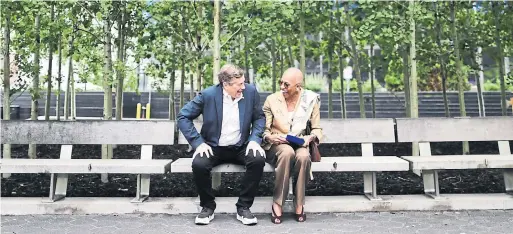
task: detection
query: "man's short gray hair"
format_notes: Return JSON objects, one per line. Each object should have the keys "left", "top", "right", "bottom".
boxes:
{"left": 218, "top": 64, "right": 244, "bottom": 84}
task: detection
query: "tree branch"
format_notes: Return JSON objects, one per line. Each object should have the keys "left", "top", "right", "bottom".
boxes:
{"left": 180, "top": 8, "right": 199, "bottom": 49}
{"left": 221, "top": 26, "right": 242, "bottom": 48}
{"left": 77, "top": 28, "right": 104, "bottom": 44}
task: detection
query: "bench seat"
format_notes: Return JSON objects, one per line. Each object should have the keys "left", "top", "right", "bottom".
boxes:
{"left": 311, "top": 156, "right": 409, "bottom": 172}
{"left": 171, "top": 156, "right": 409, "bottom": 173}
{"left": 401, "top": 155, "right": 513, "bottom": 170}
{"left": 171, "top": 158, "right": 275, "bottom": 173}
{"left": 0, "top": 159, "right": 173, "bottom": 174}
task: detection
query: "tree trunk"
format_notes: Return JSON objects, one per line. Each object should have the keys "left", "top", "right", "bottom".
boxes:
{"left": 338, "top": 2, "right": 347, "bottom": 119}
{"left": 409, "top": 0, "right": 419, "bottom": 157}
{"left": 44, "top": 4, "right": 55, "bottom": 120}
{"left": 402, "top": 47, "right": 410, "bottom": 117}
{"left": 435, "top": 1, "right": 450, "bottom": 117}
{"left": 169, "top": 68, "right": 176, "bottom": 120}
{"left": 180, "top": 16, "right": 186, "bottom": 107}
{"left": 115, "top": 4, "right": 125, "bottom": 121}
{"left": 244, "top": 32, "right": 250, "bottom": 82}
{"left": 370, "top": 44, "right": 376, "bottom": 118}
{"left": 196, "top": 5, "right": 203, "bottom": 89}
{"left": 3, "top": 7, "right": 11, "bottom": 178}
{"left": 475, "top": 47, "right": 486, "bottom": 116}
{"left": 71, "top": 64, "right": 76, "bottom": 120}
{"left": 346, "top": 4, "right": 365, "bottom": 118}
{"left": 279, "top": 41, "right": 284, "bottom": 76}
{"left": 196, "top": 54, "right": 202, "bottom": 91}
{"left": 328, "top": 11, "right": 334, "bottom": 119}
{"left": 102, "top": 6, "right": 114, "bottom": 183}
{"left": 213, "top": 0, "right": 221, "bottom": 84}
{"left": 298, "top": 1, "right": 306, "bottom": 78}
{"left": 451, "top": 1, "right": 468, "bottom": 154}
{"left": 28, "top": 14, "right": 41, "bottom": 159}
{"left": 287, "top": 43, "right": 294, "bottom": 68}
{"left": 64, "top": 32, "right": 75, "bottom": 120}
{"left": 189, "top": 72, "right": 194, "bottom": 100}
{"left": 493, "top": 2, "right": 507, "bottom": 116}
{"left": 56, "top": 35, "right": 62, "bottom": 120}
{"left": 338, "top": 55, "right": 347, "bottom": 119}
{"left": 271, "top": 38, "right": 277, "bottom": 93}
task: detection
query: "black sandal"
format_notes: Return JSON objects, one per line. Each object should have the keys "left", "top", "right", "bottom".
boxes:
{"left": 295, "top": 206, "right": 306, "bottom": 222}
{"left": 271, "top": 205, "right": 282, "bottom": 224}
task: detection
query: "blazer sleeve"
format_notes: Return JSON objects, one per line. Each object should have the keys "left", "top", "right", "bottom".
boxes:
{"left": 177, "top": 92, "right": 205, "bottom": 149}
{"left": 262, "top": 97, "right": 273, "bottom": 142}
{"left": 249, "top": 88, "right": 265, "bottom": 144}
{"left": 308, "top": 97, "right": 323, "bottom": 143}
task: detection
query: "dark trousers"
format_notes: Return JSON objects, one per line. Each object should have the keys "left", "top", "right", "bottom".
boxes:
{"left": 191, "top": 143, "right": 265, "bottom": 210}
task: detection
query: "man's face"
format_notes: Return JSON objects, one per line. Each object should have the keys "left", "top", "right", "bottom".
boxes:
{"left": 223, "top": 76, "right": 246, "bottom": 99}
{"left": 279, "top": 74, "right": 299, "bottom": 99}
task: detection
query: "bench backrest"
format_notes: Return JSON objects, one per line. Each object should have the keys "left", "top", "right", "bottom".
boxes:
{"left": 396, "top": 117, "right": 513, "bottom": 142}
{"left": 177, "top": 119, "right": 396, "bottom": 144}
{"left": 178, "top": 121, "right": 203, "bottom": 144}
{"left": 1, "top": 120, "right": 175, "bottom": 145}
{"left": 321, "top": 119, "right": 396, "bottom": 143}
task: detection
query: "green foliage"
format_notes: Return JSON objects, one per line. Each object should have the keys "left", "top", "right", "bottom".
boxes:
{"left": 304, "top": 75, "right": 324, "bottom": 92}
{"left": 384, "top": 75, "right": 404, "bottom": 92}
{"left": 3, "top": 0, "right": 512, "bottom": 103}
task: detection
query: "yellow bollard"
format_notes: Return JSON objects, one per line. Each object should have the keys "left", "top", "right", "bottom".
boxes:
{"left": 136, "top": 103, "right": 141, "bottom": 119}
{"left": 146, "top": 103, "right": 151, "bottom": 119}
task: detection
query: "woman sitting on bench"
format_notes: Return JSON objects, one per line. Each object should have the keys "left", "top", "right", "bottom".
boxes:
{"left": 262, "top": 68, "right": 323, "bottom": 224}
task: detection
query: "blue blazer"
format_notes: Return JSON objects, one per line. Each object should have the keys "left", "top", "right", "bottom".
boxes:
{"left": 177, "top": 84, "right": 265, "bottom": 149}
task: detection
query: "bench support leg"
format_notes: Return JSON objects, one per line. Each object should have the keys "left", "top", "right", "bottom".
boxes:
{"left": 132, "top": 145, "right": 152, "bottom": 203}
{"left": 45, "top": 173, "right": 68, "bottom": 203}
{"left": 361, "top": 143, "right": 381, "bottom": 200}
{"left": 364, "top": 172, "right": 381, "bottom": 201}
{"left": 132, "top": 174, "right": 150, "bottom": 203}
{"left": 212, "top": 172, "right": 221, "bottom": 190}
{"left": 498, "top": 141, "right": 513, "bottom": 194}
{"left": 44, "top": 145, "right": 72, "bottom": 203}
{"left": 101, "top": 144, "right": 113, "bottom": 183}
{"left": 286, "top": 177, "right": 294, "bottom": 201}
{"left": 423, "top": 170, "right": 441, "bottom": 199}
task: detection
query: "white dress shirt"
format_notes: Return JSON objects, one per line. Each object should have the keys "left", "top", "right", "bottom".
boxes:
{"left": 218, "top": 89, "right": 243, "bottom": 146}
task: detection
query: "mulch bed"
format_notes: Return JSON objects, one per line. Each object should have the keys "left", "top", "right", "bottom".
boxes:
{"left": 2, "top": 141, "right": 512, "bottom": 198}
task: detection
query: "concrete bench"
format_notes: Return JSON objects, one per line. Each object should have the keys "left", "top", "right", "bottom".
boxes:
{"left": 397, "top": 117, "right": 513, "bottom": 199}
{"left": 319, "top": 119, "right": 409, "bottom": 200}
{"left": 0, "top": 120, "right": 174, "bottom": 203}
{"left": 174, "top": 119, "right": 409, "bottom": 201}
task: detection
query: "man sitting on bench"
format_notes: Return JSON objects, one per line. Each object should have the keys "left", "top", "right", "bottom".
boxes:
{"left": 177, "top": 64, "right": 266, "bottom": 225}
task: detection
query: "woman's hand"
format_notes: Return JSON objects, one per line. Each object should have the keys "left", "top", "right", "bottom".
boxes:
{"left": 266, "top": 135, "right": 288, "bottom": 145}
{"left": 302, "top": 135, "right": 317, "bottom": 147}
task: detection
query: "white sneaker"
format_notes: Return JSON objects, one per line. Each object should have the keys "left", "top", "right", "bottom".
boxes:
{"left": 195, "top": 207, "right": 214, "bottom": 225}
{"left": 236, "top": 207, "right": 258, "bottom": 225}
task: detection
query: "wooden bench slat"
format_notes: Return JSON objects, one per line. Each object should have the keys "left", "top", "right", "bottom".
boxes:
{"left": 321, "top": 119, "right": 396, "bottom": 143}
{"left": 310, "top": 156, "right": 410, "bottom": 172}
{"left": 0, "top": 159, "right": 173, "bottom": 174}
{"left": 177, "top": 119, "right": 397, "bottom": 145}
{"left": 1, "top": 120, "right": 175, "bottom": 145}
{"left": 171, "top": 157, "right": 409, "bottom": 173}
{"left": 401, "top": 155, "right": 513, "bottom": 170}
{"left": 171, "top": 158, "right": 275, "bottom": 173}
{"left": 396, "top": 117, "right": 513, "bottom": 142}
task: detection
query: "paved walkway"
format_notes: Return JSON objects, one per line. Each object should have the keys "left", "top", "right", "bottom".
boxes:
{"left": 2, "top": 210, "right": 512, "bottom": 234}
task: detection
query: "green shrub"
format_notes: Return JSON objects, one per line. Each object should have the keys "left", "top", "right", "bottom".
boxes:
{"left": 255, "top": 76, "right": 273, "bottom": 92}
{"left": 304, "top": 75, "right": 324, "bottom": 92}
{"left": 384, "top": 75, "right": 404, "bottom": 92}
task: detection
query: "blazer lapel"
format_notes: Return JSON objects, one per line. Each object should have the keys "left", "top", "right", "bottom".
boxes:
{"left": 238, "top": 96, "right": 246, "bottom": 132}
{"left": 277, "top": 93, "right": 290, "bottom": 131}
{"left": 215, "top": 85, "right": 223, "bottom": 131}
